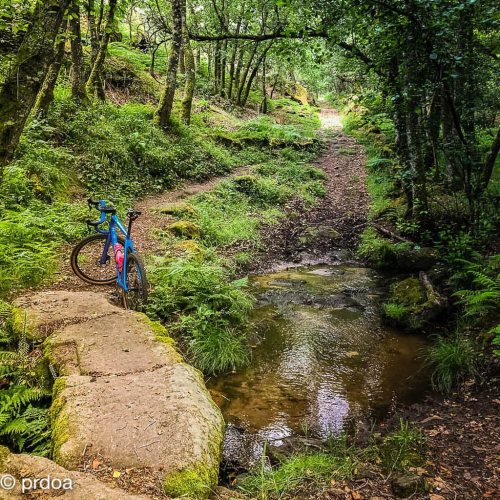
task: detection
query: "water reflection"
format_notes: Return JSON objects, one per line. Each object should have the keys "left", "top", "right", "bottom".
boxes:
{"left": 208, "top": 265, "right": 430, "bottom": 466}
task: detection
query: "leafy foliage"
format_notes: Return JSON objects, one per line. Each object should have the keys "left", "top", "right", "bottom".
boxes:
{"left": 0, "top": 315, "right": 51, "bottom": 455}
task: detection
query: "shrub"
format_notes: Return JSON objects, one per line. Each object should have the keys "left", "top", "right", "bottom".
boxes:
{"left": 147, "top": 254, "right": 254, "bottom": 374}
{"left": 428, "top": 333, "right": 478, "bottom": 392}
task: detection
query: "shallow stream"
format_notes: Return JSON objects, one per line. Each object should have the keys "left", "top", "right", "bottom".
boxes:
{"left": 208, "top": 264, "right": 430, "bottom": 467}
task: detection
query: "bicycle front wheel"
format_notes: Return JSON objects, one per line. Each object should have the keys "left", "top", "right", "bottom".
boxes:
{"left": 122, "top": 253, "right": 149, "bottom": 310}
{"left": 71, "top": 233, "right": 124, "bottom": 285}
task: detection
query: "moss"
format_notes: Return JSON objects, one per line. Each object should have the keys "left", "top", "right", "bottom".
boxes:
{"left": 163, "top": 467, "right": 214, "bottom": 499}
{"left": 10, "top": 306, "right": 39, "bottom": 340}
{"left": 392, "top": 278, "right": 426, "bottom": 306}
{"left": 168, "top": 220, "right": 201, "bottom": 239}
{"left": 49, "top": 378, "right": 71, "bottom": 466}
{"left": 172, "top": 239, "right": 204, "bottom": 256}
{"left": 232, "top": 174, "right": 258, "bottom": 195}
{"left": 0, "top": 445, "right": 10, "bottom": 472}
{"left": 157, "top": 202, "right": 197, "bottom": 216}
{"left": 383, "top": 278, "right": 428, "bottom": 330}
{"left": 138, "top": 314, "right": 183, "bottom": 363}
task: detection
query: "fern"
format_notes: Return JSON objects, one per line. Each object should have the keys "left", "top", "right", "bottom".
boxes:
{"left": 455, "top": 256, "right": 500, "bottom": 319}
{"left": 0, "top": 312, "right": 52, "bottom": 455}
{"left": 0, "top": 386, "right": 50, "bottom": 455}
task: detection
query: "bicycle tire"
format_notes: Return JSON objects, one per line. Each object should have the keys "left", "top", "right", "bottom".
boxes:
{"left": 70, "top": 233, "right": 124, "bottom": 285}
{"left": 122, "top": 253, "right": 149, "bottom": 310}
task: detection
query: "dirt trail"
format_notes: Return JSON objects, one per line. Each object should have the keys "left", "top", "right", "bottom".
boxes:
{"left": 46, "top": 166, "right": 250, "bottom": 295}
{"left": 249, "top": 107, "right": 368, "bottom": 272}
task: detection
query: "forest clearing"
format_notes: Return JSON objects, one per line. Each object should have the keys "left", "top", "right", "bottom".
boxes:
{"left": 0, "top": 0, "right": 499, "bottom": 498}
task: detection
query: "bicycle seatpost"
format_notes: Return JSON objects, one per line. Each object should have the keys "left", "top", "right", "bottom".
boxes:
{"left": 126, "top": 209, "right": 141, "bottom": 237}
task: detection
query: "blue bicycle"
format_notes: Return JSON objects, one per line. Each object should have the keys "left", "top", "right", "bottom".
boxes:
{"left": 70, "top": 198, "right": 149, "bottom": 310}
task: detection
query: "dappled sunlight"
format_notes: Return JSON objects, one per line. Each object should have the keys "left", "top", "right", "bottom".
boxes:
{"left": 319, "top": 108, "right": 343, "bottom": 129}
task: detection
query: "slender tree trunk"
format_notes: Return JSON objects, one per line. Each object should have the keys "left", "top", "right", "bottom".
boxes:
{"left": 179, "top": 46, "right": 186, "bottom": 74}
{"left": 242, "top": 42, "right": 272, "bottom": 107}
{"left": 85, "top": 0, "right": 118, "bottom": 99}
{"left": 233, "top": 42, "right": 245, "bottom": 101}
{"left": 154, "top": 0, "right": 182, "bottom": 129}
{"left": 32, "top": 32, "right": 67, "bottom": 117}
{"left": 214, "top": 40, "right": 221, "bottom": 93}
{"left": 220, "top": 39, "right": 227, "bottom": 96}
{"left": 180, "top": 0, "right": 194, "bottom": 124}
{"left": 227, "top": 40, "right": 238, "bottom": 99}
{"left": 237, "top": 42, "right": 258, "bottom": 105}
{"left": 69, "top": 2, "right": 87, "bottom": 101}
{"left": 261, "top": 56, "right": 268, "bottom": 114}
{"left": 0, "top": 0, "right": 71, "bottom": 170}
{"left": 87, "top": 0, "right": 99, "bottom": 63}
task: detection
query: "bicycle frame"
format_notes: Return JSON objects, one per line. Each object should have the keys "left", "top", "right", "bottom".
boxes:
{"left": 92, "top": 201, "right": 137, "bottom": 292}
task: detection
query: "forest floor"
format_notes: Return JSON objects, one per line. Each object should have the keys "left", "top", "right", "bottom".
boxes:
{"left": 34, "top": 108, "right": 499, "bottom": 499}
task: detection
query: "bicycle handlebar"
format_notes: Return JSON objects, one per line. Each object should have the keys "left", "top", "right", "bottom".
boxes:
{"left": 86, "top": 197, "right": 141, "bottom": 229}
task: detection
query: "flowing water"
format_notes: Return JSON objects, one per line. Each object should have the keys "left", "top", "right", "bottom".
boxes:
{"left": 208, "top": 264, "right": 430, "bottom": 467}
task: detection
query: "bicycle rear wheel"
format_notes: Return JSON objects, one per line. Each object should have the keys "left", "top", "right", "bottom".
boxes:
{"left": 71, "top": 233, "right": 124, "bottom": 285}
{"left": 122, "top": 253, "right": 149, "bottom": 310}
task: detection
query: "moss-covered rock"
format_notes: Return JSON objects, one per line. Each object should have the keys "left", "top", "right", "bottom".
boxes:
{"left": 168, "top": 220, "right": 201, "bottom": 238}
{"left": 0, "top": 445, "right": 10, "bottom": 472}
{"left": 358, "top": 228, "right": 437, "bottom": 272}
{"left": 172, "top": 239, "right": 204, "bottom": 256}
{"left": 383, "top": 275, "right": 446, "bottom": 330}
{"left": 157, "top": 202, "right": 197, "bottom": 216}
{"left": 298, "top": 225, "right": 340, "bottom": 248}
{"left": 163, "top": 465, "right": 215, "bottom": 499}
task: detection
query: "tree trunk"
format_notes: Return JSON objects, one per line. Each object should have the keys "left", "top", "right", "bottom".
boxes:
{"left": 32, "top": 32, "right": 67, "bottom": 118}
{"left": 154, "top": 0, "right": 182, "bottom": 129}
{"left": 0, "top": 0, "right": 71, "bottom": 171}
{"left": 242, "top": 42, "right": 272, "bottom": 107}
{"left": 85, "top": 0, "right": 118, "bottom": 99}
{"left": 69, "top": 2, "right": 87, "bottom": 101}
{"left": 214, "top": 40, "right": 221, "bottom": 93}
{"left": 86, "top": 0, "right": 99, "bottom": 63}
{"left": 233, "top": 42, "right": 245, "bottom": 102}
{"left": 261, "top": 56, "right": 268, "bottom": 114}
{"left": 237, "top": 42, "right": 258, "bottom": 106}
{"left": 220, "top": 38, "right": 227, "bottom": 96}
{"left": 180, "top": 0, "right": 195, "bottom": 124}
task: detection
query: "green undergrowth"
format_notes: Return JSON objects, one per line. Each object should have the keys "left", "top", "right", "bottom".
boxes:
{"left": 0, "top": 94, "right": 236, "bottom": 298}
{"left": 0, "top": 304, "right": 52, "bottom": 456}
{"left": 239, "top": 422, "right": 426, "bottom": 498}
{"left": 341, "top": 95, "right": 499, "bottom": 392}
{"left": 207, "top": 98, "right": 321, "bottom": 148}
{"left": 428, "top": 333, "right": 479, "bottom": 392}
{"left": 147, "top": 146, "right": 326, "bottom": 374}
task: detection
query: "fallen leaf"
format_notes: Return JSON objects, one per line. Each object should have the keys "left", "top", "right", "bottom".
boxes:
{"left": 91, "top": 459, "right": 101, "bottom": 470}
{"left": 409, "top": 466, "right": 427, "bottom": 476}
{"left": 112, "top": 470, "right": 121, "bottom": 479}
{"left": 346, "top": 351, "right": 359, "bottom": 357}
{"left": 420, "top": 415, "right": 444, "bottom": 424}
{"left": 352, "top": 491, "right": 362, "bottom": 500}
